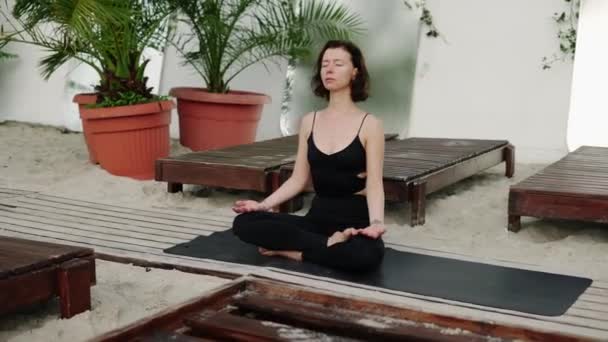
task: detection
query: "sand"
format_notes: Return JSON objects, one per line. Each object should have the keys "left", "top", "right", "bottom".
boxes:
{"left": 0, "top": 259, "right": 230, "bottom": 342}
{"left": 1, "top": 121, "right": 607, "bottom": 340}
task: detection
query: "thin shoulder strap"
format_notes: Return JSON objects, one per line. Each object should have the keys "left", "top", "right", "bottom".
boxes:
{"left": 357, "top": 113, "right": 369, "bottom": 135}
{"left": 310, "top": 111, "right": 317, "bottom": 137}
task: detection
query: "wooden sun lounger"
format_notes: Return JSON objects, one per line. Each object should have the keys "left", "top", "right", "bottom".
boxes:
{"left": 280, "top": 137, "right": 514, "bottom": 226}
{"left": 155, "top": 134, "right": 397, "bottom": 211}
{"left": 91, "top": 276, "right": 584, "bottom": 342}
{"left": 156, "top": 135, "right": 300, "bottom": 195}
{"left": 0, "top": 236, "right": 96, "bottom": 318}
{"left": 508, "top": 146, "right": 608, "bottom": 232}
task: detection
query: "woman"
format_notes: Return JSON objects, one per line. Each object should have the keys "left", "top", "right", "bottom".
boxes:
{"left": 232, "top": 40, "right": 386, "bottom": 272}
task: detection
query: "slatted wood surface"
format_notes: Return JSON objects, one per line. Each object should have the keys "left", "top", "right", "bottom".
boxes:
{"left": 94, "top": 277, "right": 569, "bottom": 342}
{"left": 511, "top": 146, "right": 608, "bottom": 198}
{"left": 0, "top": 234, "right": 95, "bottom": 318}
{"left": 0, "top": 236, "right": 92, "bottom": 280}
{"left": 383, "top": 138, "right": 509, "bottom": 181}
{"left": 159, "top": 135, "right": 300, "bottom": 171}
{"left": 0, "top": 187, "right": 36, "bottom": 200}
{"left": 0, "top": 192, "right": 607, "bottom": 339}
{"left": 508, "top": 146, "right": 608, "bottom": 231}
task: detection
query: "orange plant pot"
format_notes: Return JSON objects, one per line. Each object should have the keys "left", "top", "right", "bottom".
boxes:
{"left": 73, "top": 93, "right": 99, "bottom": 164}
{"left": 79, "top": 100, "right": 173, "bottom": 180}
{"left": 169, "top": 87, "right": 270, "bottom": 151}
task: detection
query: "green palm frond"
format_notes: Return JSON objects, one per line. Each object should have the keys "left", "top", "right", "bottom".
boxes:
{"left": 2, "top": 0, "right": 172, "bottom": 106}
{"left": 170, "top": 0, "right": 365, "bottom": 93}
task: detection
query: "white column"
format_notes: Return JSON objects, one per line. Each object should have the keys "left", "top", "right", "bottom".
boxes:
{"left": 566, "top": 0, "right": 608, "bottom": 150}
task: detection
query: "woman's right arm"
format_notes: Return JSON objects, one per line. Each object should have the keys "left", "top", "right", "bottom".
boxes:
{"left": 233, "top": 113, "right": 313, "bottom": 213}
{"left": 257, "top": 113, "right": 313, "bottom": 211}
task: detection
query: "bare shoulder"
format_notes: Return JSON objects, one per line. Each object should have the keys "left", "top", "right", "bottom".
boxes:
{"left": 298, "top": 112, "right": 316, "bottom": 136}
{"left": 362, "top": 114, "right": 384, "bottom": 136}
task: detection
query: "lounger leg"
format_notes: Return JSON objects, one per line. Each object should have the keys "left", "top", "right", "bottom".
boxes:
{"left": 503, "top": 144, "right": 515, "bottom": 178}
{"left": 508, "top": 215, "right": 521, "bottom": 232}
{"left": 410, "top": 182, "right": 426, "bottom": 226}
{"left": 168, "top": 182, "right": 183, "bottom": 193}
{"left": 57, "top": 258, "right": 93, "bottom": 318}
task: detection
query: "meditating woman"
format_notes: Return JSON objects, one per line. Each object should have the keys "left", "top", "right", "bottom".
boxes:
{"left": 232, "top": 40, "right": 386, "bottom": 272}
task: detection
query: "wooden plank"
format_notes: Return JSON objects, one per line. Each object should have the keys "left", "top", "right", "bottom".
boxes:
{"left": 157, "top": 162, "right": 269, "bottom": 192}
{"left": 233, "top": 296, "right": 486, "bottom": 341}
{"left": 0, "top": 205, "right": 201, "bottom": 241}
{"left": 184, "top": 311, "right": 285, "bottom": 341}
{"left": 420, "top": 146, "right": 505, "bottom": 195}
{"left": 0, "top": 221, "right": 169, "bottom": 255}
{"left": 247, "top": 278, "right": 594, "bottom": 342}
{"left": 509, "top": 146, "right": 608, "bottom": 229}
{"left": 92, "top": 278, "right": 247, "bottom": 342}
{"left": 57, "top": 258, "right": 93, "bottom": 318}
{"left": 0, "top": 265, "right": 57, "bottom": 315}
{"left": 509, "top": 192, "right": 608, "bottom": 223}
{"left": 136, "top": 331, "right": 212, "bottom": 342}
{"left": 0, "top": 215, "right": 176, "bottom": 250}
{"left": 20, "top": 193, "right": 235, "bottom": 224}
{"left": 383, "top": 139, "right": 508, "bottom": 182}
{"left": 0, "top": 210, "right": 188, "bottom": 246}
{"left": 3, "top": 196, "right": 232, "bottom": 232}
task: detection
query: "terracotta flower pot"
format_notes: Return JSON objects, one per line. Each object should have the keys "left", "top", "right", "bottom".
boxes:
{"left": 73, "top": 93, "right": 99, "bottom": 164}
{"left": 79, "top": 100, "right": 173, "bottom": 180}
{"left": 169, "top": 87, "right": 271, "bottom": 151}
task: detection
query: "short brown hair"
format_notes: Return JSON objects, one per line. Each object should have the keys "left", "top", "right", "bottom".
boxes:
{"left": 311, "top": 40, "right": 370, "bottom": 102}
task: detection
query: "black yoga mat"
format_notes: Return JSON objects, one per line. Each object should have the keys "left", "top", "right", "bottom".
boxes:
{"left": 164, "top": 230, "right": 592, "bottom": 316}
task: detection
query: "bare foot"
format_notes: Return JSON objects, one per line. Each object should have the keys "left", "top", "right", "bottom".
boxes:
{"left": 327, "top": 229, "right": 356, "bottom": 247}
{"left": 258, "top": 247, "right": 302, "bottom": 261}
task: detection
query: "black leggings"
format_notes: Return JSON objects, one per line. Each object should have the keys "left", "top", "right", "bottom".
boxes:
{"left": 232, "top": 195, "right": 384, "bottom": 272}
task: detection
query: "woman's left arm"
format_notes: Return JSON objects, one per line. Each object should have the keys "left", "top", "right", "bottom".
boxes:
{"left": 360, "top": 116, "right": 386, "bottom": 238}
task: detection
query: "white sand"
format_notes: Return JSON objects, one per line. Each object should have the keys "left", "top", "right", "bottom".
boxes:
{"left": 0, "top": 259, "right": 230, "bottom": 342}
{"left": 1, "top": 121, "right": 607, "bottom": 339}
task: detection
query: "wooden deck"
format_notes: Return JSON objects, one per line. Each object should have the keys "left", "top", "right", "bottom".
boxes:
{"left": 281, "top": 137, "right": 514, "bottom": 226}
{"left": 92, "top": 277, "right": 590, "bottom": 342}
{"left": 0, "top": 235, "right": 96, "bottom": 318}
{"left": 508, "top": 146, "right": 608, "bottom": 232}
{"left": 0, "top": 190, "right": 607, "bottom": 340}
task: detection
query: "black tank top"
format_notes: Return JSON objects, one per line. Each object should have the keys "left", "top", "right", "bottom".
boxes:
{"left": 307, "top": 112, "right": 369, "bottom": 197}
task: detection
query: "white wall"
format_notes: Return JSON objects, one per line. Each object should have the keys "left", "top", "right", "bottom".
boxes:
{"left": 2, "top": 0, "right": 579, "bottom": 163}
{"left": 566, "top": 0, "right": 608, "bottom": 150}
{"left": 408, "top": 0, "right": 575, "bottom": 163}
{"left": 0, "top": 0, "right": 166, "bottom": 132}
{"left": 0, "top": 41, "right": 71, "bottom": 128}
{"left": 284, "top": 0, "right": 420, "bottom": 137}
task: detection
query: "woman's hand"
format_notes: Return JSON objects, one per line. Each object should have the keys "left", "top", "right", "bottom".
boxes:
{"left": 232, "top": 200, "right": 270, "bottom": 213}
{"left": 346, "top": 224, "right": 386, "bottom": 239}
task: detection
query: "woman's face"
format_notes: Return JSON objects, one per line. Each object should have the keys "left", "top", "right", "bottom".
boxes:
{"left": 320, "top": 48, "right": 358, "bottom": 92}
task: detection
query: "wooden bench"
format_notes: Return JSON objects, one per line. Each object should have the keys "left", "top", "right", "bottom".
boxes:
{"left": 156, "top": 135, "right": 300, "bottom": 195}
{"left": 155, "top": 134, "right": 397, "bottom": 211}
{"left": 0, "top": 236, "right": 96, "bottom": 318}
{"left": 508, "top": 146, "right": 608, "bottom": 232}
{"left": 280, "top": 137, "right": 514, "bottom": 226}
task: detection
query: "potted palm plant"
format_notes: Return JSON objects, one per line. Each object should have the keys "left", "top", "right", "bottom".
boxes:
{"left": 0, "top": 25, "right": 16, "bottom": 61}
{"left": 167, "top": 0, "right": 365, "bottom": 151}
{"left": 1, "top": 0, "right": 173, "bottom": 179}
